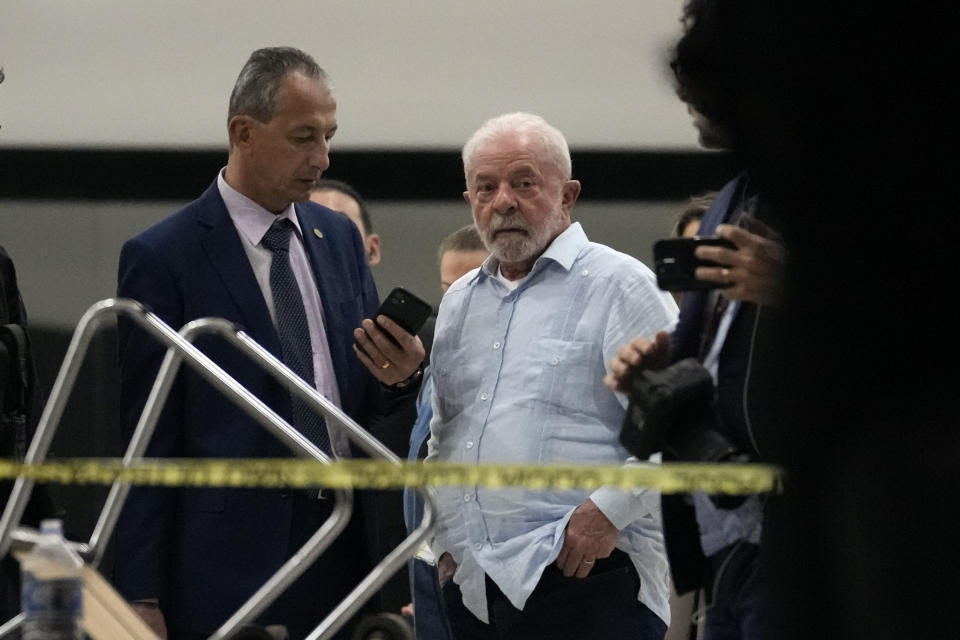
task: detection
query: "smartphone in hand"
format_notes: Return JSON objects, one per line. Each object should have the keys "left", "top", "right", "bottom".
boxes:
{"left": 377, "top": 287, "right": 433, "bottom": 336}
{"left": 653, "top": 236, "right": 736, "bottom": 291}
{"left": 359, "top": 287, "right": 433, "bottom": 352}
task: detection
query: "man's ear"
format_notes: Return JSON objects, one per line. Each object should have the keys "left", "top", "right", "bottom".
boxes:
{"left": 366, "top": 234, "right": 382, "bottom": 266}
{"left": 228, "top": 115, "right": 254, "bottom": 149}
{"left": 561, "top": 180, "right": 582, "bottom": 212}
{"left": 463, "top": 190, "right": 471, "bottom": 205}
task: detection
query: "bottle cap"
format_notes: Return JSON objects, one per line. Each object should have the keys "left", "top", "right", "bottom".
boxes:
{"left": 39, "top": 519, "right": 63, "bottom": 535}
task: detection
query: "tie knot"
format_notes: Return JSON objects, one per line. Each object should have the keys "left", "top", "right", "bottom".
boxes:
{"left": 262, "top": 218, "right": 295, "bottom": 253}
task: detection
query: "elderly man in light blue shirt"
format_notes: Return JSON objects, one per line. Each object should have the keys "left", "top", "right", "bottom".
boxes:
{"left": 427, "top": 112, "right": 678, "bottom": 640}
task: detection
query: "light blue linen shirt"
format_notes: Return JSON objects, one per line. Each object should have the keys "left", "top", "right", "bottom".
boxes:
{"left": 426, "top": 222, "right": 678, "bottom": 625}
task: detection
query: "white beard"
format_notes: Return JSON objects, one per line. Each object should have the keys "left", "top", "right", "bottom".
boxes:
{"left": 481, "top": 212, "right": 566, "bottom": 267}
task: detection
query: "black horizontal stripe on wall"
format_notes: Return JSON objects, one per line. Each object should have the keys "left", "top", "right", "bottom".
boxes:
{"left": 0, "top": 148, "right": 738, "bottom": 201}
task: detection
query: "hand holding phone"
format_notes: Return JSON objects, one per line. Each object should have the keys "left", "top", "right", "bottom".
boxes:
{"left": 653, "top": 236, "right": 736, "bottom": 292}
{"left": 353, "top": 287, "right": 431, "bottom": 385}
{"left": 371, "top": 287, "right": 433, "bottom": 341}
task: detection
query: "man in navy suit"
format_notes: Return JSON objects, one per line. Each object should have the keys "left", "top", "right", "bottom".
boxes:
{"left": 111, "top": 47, "right": 424, "bottom": 640}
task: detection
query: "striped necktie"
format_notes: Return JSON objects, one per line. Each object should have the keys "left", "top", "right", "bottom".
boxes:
{"left": 261, "top": 218, "right": 331, "bottom": 454}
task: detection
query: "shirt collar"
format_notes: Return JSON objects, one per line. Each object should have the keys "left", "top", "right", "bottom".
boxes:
{"left": 217, "top": 168, "right": 301, "bottom": 246}
{"left": 479, "top": 221, "right": 588, "bottom": 280}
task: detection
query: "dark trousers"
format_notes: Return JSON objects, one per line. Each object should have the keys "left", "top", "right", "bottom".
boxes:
{"left": 410, "top": 558, "right": 454, "bottom": 640}
{"left": 701, "top": 542, "right": 771, "bottom": 640}
{"left": 172, "top": 491, "right": 371, "bottom": 640}
{"left": 441, "top": 550, "right": 666, "bottom": 640}
{"left": 360, "top": 488, "right": 411, "bottom": 613}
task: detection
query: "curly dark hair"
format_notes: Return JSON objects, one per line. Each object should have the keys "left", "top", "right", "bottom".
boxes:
{"left": 671, "top": 0, "right": 786, "bottom": 150}
{"left": 671, "top": 0, "right": 746, "bottom": 139}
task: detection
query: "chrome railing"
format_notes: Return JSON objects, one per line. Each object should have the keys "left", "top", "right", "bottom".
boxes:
{"left": 0, "top": 298, "right": 435, "bottom": 640}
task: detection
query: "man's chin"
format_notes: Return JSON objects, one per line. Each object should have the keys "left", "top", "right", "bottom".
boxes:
{"left": 290, "top": 186, "right": 314, "bottom": 203}
{"left": 491, "top": 239, "right": 538, "bottom": 265}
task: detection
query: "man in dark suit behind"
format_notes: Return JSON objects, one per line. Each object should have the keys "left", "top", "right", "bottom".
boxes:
{"left": 111, "top": 47, "right": 424, "bottom": 640}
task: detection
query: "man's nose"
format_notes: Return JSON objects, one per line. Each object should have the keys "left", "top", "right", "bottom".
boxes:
{"left": 310, "top": 140, "right": 331, "bottom": 173}
{"left": 492, "top": 184, "right": 516, "bottom": 214}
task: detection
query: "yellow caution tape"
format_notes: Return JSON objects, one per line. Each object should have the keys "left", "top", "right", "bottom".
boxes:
{"left": 0, "top": 458, "right": 782, "bottom": 495}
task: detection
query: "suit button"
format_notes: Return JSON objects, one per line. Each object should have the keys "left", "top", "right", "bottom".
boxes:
{"left": 279, "top": 490, "right": 291, "bottom": 499}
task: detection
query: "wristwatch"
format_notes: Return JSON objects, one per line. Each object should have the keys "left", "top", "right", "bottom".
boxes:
{"left": 390, "top": 366, "right": 423, "bottom": 390}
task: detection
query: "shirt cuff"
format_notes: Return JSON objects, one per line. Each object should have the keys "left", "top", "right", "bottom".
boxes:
{"left": 589, "top": 486, "right": 651, "bottom": 531}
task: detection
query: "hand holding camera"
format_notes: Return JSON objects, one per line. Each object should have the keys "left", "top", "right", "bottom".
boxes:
{"left": 603, "top": 330, "right": 672, "bottom": 393}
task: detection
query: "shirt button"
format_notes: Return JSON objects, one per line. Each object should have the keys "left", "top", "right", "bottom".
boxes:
{"left": 463, "top": 494, "right": 471, "bottom": 502}
{"left": 550, "top": 357, "right": 559, "bottom": 366}
{"left": 581, "top": 269, "right": 589, "bottom": 277}
{"left": 493, "top": 341, "right": 501, "bottom": 349}
{"left": 480, "top": 393, "right": 488, "bottom": 401}
{"left": 474, "top": 542, "right": 483, "bottom": 550}
{"left": 465, "top": 441, "right": 474, "bottom": 449}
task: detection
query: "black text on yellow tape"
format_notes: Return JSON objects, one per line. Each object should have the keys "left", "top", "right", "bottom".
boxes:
{"left": 0, "top": 459, "right": 782, "bottom": 495}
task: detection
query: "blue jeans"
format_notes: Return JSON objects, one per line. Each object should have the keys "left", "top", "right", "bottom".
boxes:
{"left": 409, "top": 558, "right": 455, "bottom": 640}
{"left": 702, "top": 542, "right": 771, "bottom": 640}
{"left": 441, "top": 550, "right": 666, "bottom": 640}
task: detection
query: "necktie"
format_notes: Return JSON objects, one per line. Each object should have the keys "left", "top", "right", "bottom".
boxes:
{"left": 261, "top": 218, "right": 331, "bottom": 454}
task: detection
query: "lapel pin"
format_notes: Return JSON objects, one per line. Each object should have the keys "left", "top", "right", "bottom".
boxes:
{"left": 313, "top": 228, "right": 323, "bottom": 239}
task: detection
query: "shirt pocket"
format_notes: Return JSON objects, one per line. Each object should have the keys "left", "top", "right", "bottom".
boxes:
{"left": 433, "top": 343, "right": 487, "bottom": 424}
{"left": 524, "top": 338, "right": 601, "bottom": 411}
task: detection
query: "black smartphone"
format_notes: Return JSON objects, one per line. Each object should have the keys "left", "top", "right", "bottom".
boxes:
{"left": 357, "top": 287, "right": 433, "bottom": 355}
{"left": 653, "top": 236, "right": 736, "bottom": 291}
{"left": 375, "top": 287, "right": 433, "bottom": 337}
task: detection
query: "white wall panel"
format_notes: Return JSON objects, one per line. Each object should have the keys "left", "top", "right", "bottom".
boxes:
{"left": 0, "top": 0, "right": 697, "bottom": 149}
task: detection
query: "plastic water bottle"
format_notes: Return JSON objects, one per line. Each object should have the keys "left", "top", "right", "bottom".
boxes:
{"left": 20, "top": 519, "right": 83, "bottom": 640}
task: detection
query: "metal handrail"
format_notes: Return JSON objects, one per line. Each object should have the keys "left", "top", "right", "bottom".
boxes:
{"left": 1, "top": 298, "right": 145, "bottom": 557}
{"left": 86, "top": 312, "right": 352, "bottom": 640}
{"left": 86, "top": 318, "right": 346, "bottom": 568}
{"left": 0, "top": 299, "right": 436, "bottom": 640}
{"left": 0, "top": 298, "right": 351, "bottom": 640}
{"left": 178, "top": 320, "right": 435, "bottom": 640}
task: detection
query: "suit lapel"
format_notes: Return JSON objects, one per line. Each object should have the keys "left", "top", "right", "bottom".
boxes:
{"left": 196, "top": 183, "right": 280, "bottom": 354}
{"left": 295, "top": 203, "right": 351, "bottom": 395}
{"left": 673, "top": 174, "right": 747, "bottom": 359}
{"left": 295, "top": 204, "right": 338, "bottom": 309}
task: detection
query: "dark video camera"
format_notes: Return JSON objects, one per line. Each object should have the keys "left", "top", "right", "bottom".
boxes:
{"left": 619, "top": 358, "right": 743, "bottom": 463}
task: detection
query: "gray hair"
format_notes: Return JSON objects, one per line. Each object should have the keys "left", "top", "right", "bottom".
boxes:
{"left": 462, "top": 112, "right": 572, "bottom": 184}
{"left": 228, "top": 47, "right": 329, "bottom": 124}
